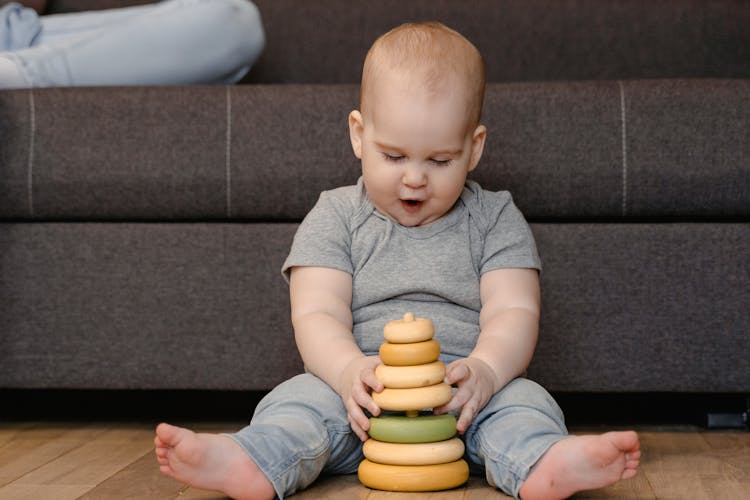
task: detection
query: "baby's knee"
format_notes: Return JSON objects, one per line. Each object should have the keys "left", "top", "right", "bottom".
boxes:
{"left": 490, "top": 378, "right": 564, "bottom": 420}
{"left": 256, "top": 374, "right": 347, "bottom": 425}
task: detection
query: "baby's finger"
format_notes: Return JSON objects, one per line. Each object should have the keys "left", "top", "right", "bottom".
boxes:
{"left": 434, "top": 384, "right": 471, "bottom": 415}
{"left": 444, "top": 361, "right": 470, "bottom": 385}
{"left": 456, "top": 398, "right": 480, "bottom": 433}
{"left": 353, "top": 384, "right": 380, "bottom": 416}
{"left": 361, "top": 366, "right": 384, "bottom": 393}
{"left": 346, "top": 398, "right": 371, "bottom": 432}
{"left": 348, "top": 412, "right": 370, "bottom": 441}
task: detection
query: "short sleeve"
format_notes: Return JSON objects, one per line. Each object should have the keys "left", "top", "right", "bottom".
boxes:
{"left": 478, "top": 191, "right": 542, "bottom": 274}
{"left": 281, "top": 189, "right": 356, "bottom": 282}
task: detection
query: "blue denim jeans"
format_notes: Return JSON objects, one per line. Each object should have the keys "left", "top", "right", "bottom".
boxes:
{"left": 227, "top": 373, "right": 568, "bottom": 499}
{"left": 0, "top": 0, "right": 264, "bottom": 87}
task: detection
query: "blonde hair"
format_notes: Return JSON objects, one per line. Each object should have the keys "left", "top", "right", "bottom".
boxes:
{"left": 360, "top": 22, "right": 486, "bottom": 126}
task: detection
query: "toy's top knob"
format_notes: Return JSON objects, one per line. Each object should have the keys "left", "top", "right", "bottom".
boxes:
{"left": 383, "top": 312, "right": 434, "bottom": 344}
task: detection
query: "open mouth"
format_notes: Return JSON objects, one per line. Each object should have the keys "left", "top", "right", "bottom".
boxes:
{"left": 401, "top": 199, "right": 423, "bottom": 212}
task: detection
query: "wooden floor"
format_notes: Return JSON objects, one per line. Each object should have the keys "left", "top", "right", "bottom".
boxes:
{"left": 0, "top": 421, "right": 748, "bottom": 499}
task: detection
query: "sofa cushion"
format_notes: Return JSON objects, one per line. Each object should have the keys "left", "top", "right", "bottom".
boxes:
{"left": 0, "top": 222, "right": 302, "bottom": 390}
{"left": 2, "top": 221, "right": 747, "bottom": 391}
{"left": 530, "top": 222, "right": 750, "bottom": 392}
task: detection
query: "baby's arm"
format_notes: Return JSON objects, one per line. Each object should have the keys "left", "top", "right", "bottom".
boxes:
{"left": 289, "top": 266, "right": 383, "bottom": 441}
{"left": 435, "top": 268, "right": 540, "bottom": 432}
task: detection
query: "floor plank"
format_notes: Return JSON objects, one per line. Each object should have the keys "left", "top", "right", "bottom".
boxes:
{"left": 703, "top": 432, "right": 750, "bottom": 494}
{"left": 77, "top": 450, "right": 183, "bottom": 500}
{"left": 78, "top": 422, "right": 251, "bottom": 500}
{"left": 636, "top": 432, "right": 749, "bottom": 500}
{"left": 0, "top": 425, "right": 155, "bottom": 500}
{"left": 279, "top": 473, "right": 366, "bottom": 500}
{"left": 0, "top": 422, "right": 112, "bottom": 488}
{"left": 0, "top": 483, "right": 93, "bottom": 500}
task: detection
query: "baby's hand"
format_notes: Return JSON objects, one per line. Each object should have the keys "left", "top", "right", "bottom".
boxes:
{"left": 434, "top": 357, "right": 498, "bottom": 433}
{"left": 338, "top": 356, "right": 383, "bottom": 441}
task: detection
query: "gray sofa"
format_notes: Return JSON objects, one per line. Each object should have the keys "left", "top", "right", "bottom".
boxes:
{"left": 1, "top": 1, "right": 748, "bottom": 417}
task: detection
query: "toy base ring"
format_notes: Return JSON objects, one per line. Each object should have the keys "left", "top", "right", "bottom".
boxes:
{"left": 358, "top": 459, "right": 469, "bottom": 492}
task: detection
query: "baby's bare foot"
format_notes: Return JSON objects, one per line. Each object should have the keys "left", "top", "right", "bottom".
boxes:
{"left": 519, "top": 431, "right": 640, "bottom": 500}
{"left": 154, "top": 423, "right": 275, "bottom": 500}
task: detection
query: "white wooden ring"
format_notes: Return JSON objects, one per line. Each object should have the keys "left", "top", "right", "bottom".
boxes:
{"left": 363, "top": 437, "right": 465, "bottom": 466}
{"left": 379, "top": 339, "right": 440, "bottom": 366}
{"left": 375, "top": 361, "right": 446, "bottom": 389}
{"left": 383, "top": 312, "right": 434, "bottom": 343}
{"left": 372, "top": 382, "right": 453, "bottom": 411}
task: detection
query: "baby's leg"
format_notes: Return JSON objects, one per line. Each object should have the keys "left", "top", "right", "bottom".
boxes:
{"left": 464, "top": 378, "right": 639, "bottom": 498}
{"left": 155, "top": 373, "right": 362, "bottom": 499}
{"left": 519, "top": 430, "right": 640, "bottom": 500}
{"left": 155, "top": 423, "right": 274, "bottom": 500}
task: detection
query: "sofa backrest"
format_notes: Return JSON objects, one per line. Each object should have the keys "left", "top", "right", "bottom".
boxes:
{"left": 46, "top": 0, "right": 750, "bottom": 84}
{"left": 246, "top": 0, "right": 750, "bottom": 84}
{"left": 3, "top": 80, "right": 748, "bottom": 222}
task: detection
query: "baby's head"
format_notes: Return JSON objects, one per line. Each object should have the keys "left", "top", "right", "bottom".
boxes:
{"left": 349, "top": 22, "right": 488, "bottom": 227}
{"left": 360, "top": 22, "right": 486, "bottom": 130}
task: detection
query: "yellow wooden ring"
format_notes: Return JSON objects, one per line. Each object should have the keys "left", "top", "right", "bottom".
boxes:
{"left": 375, "top": 361, "right": 446, "bottom": 389}
{"left": 379, "top": 339, "right": 440, "bottom": 366}
{"left": 358, "top": 459, "right": 469, "bottom": 492}
{"left": 372, "top": 382, "right": 452, "bottom": 411}
{"left": 383, "top": 312, "right": 435, "bottom": 343}
{"left": 363, "top": 437, "right": 465, "bottom": 466}
{"left": 368, "top": 414, "right": 457, "bottom": 443}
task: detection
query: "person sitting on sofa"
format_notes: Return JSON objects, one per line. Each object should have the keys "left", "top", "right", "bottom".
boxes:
{"left": 0, "top": 0, "right": 264, "bottom": 87}
{"left": 154, "top": 22, "right": 641, "bottom": 500}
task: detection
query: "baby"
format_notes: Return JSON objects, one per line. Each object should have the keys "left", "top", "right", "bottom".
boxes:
{"left": 155, "top": 22, "right": 640, "bottom": 500}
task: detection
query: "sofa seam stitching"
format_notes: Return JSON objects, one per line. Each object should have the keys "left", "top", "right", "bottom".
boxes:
{"left": 618, "top": 80, "right": 628, "bottom": 217}
{"left": 225, "top": 85, "right": 233, "bottom": 218}
{"left": 27, "top": 88, "right": 36, "bottom": 218}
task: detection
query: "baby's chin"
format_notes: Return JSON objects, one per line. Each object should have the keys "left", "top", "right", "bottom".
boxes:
{"left": 373, "top": 200, "right": 442, "bottom": 227}
{"left": 394, "top": 209, "right": 443, "bottom": 227}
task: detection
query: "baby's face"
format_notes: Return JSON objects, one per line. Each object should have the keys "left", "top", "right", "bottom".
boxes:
{"left": 350, "top": 74, "right": 485, "bottom": 227}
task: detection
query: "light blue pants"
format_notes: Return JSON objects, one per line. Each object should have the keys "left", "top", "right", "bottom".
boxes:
{"left": 0, "top": 0, "right": 264, "bottom": 87}
{"left": 228, "top": 373, "right": 568, "bottom": 499}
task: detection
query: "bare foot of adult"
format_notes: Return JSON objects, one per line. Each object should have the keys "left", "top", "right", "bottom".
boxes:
{"left": 155, "top": 423, "right": 275, "bottom": 500}
{"left": 519, "top": 431, "right": 641, "bottom": 500}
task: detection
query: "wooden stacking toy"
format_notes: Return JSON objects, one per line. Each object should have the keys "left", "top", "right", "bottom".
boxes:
{"left": 358, "top": 313, "right": 469, "bottom": 492}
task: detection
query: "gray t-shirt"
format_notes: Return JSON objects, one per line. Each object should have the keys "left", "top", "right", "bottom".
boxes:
{"left": 282, "top": 177, "right": 541, "bottom": 360}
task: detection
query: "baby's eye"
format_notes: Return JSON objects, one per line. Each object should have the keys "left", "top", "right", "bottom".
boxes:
{"left": 382, "top": 153, "right": 405, "bottom": 162}
{"left": 430, "top": 158, "right": 453, "bottom": 167}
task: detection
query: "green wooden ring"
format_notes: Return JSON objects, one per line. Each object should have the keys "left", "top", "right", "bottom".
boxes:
{"left": 368, "top": 414, "right": 457, "bottom": 443}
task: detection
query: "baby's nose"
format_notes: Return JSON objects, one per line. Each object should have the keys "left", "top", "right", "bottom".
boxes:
{"left": 402, "top": 164, "right": 427, "bottom": 187}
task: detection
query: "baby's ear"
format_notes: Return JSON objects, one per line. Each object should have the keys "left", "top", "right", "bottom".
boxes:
{"left": 468, "top": 124, "right": 487, "bottom": 172}
{"left": 348, "top": 110, "right": 364, "bottom": 159}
